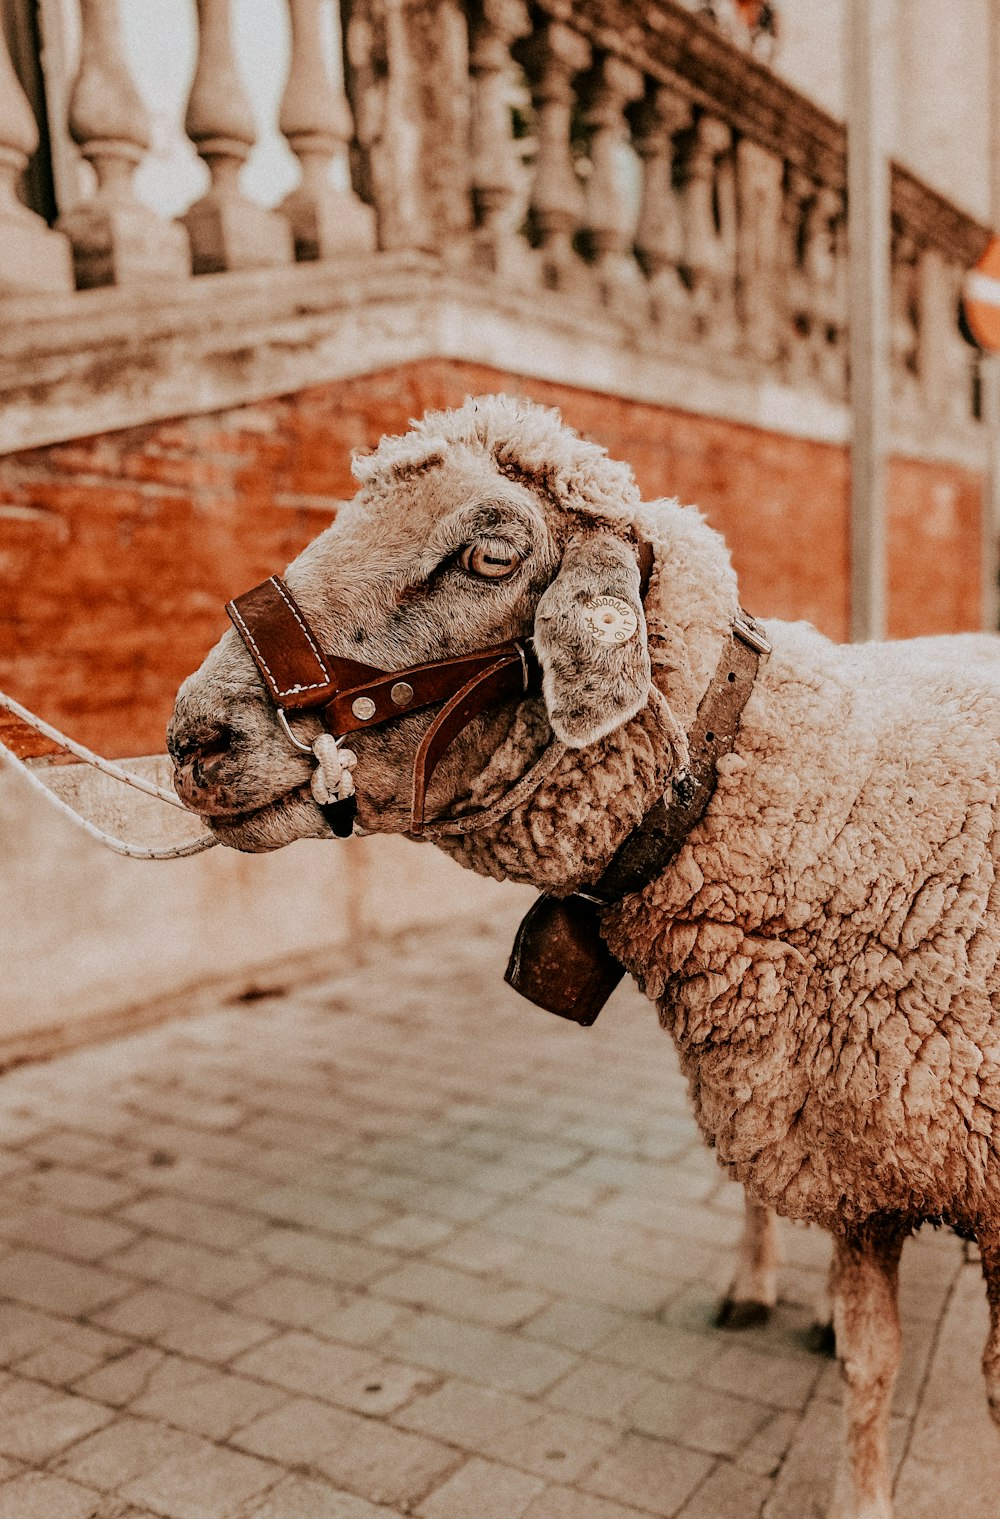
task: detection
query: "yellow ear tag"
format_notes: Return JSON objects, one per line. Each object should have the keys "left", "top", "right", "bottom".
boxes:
{"left": 582, "top": 595, "right": 639, "bottom": 647}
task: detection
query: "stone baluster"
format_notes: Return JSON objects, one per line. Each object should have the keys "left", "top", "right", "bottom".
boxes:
{"left": 183, "top": 0, "right": 293, "bottom": 273}
{"left": 890, "top": 228, "right": 921, "bottom": 417}
{"left": 809, "top": 185, "right": 847, "bottom": 396}
{"left": 279, "top": 0, "right": 375, "bottom": 261}
{"left": 781, "top": 165, "right": 815, "bottom": 382}
{"left": 677, "top": 112, "right": 737, "bottom": 347}
{"left": 634, "top": 84, "right": 691, "bottom": 329}
{"left": 56, "top": 0, "right": 190, "bottom": 288}
{"left": 734, "top": 137, "right": 784, "bottom": 362}
{"left": 468, "top": 0, "right": 532, "bottom": 278}
{"left": 521, "top": 20, "right": 591, "bottom": 292}
{"left": 0, "top": 21, "right": 72, "bottom": 295}
{"left": 580, "top": 53, "right": 644, "bottom": 311}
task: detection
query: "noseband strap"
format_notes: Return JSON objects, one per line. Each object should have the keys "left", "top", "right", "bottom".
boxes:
{"left": 226, "top": 575, "right": 537, "bottom": 835}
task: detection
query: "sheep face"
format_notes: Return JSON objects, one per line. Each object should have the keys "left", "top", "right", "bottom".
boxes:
{"left": 168, "top": 398, "right": 654, "bottom": 854}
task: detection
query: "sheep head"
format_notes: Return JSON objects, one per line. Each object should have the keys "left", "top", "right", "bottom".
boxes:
{"left": 168, "top": 396, "right": 678, "bottom": 872}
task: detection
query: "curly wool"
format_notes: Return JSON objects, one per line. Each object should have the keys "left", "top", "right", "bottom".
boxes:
{"left": 352, "top": 394, "right": 642, "bottom": 527}
{"left": 433, "top": 461, "right": 1000, "bottom": 1241}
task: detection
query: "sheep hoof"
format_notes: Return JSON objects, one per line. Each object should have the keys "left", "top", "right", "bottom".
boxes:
{"left": 806, "top": 1319, "right": 837, "bottom": 1358}
{"left": 715, "top": 1296, "right": 771, "bottom": 1329}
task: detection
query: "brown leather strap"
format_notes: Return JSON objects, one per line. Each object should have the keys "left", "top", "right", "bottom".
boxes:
{"left": 227, "top": 577, "right": 535, "bottom": 737}
{"left": 505, "top": 611, "right": 769, "bottom": 1024}
{"left": 410, "top": 652, "right": 530, "bottom": 835}
{"left": 590, "top": 611, "right": 768, "bottom": 904}
{"left": 226, "top": 577, "right": 372, "bottom": 712}
{"left": 325, "top": 645, "right": 533, "bottom": 737}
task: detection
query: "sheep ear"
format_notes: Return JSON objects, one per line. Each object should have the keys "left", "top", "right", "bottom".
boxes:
{"left": 532, "top": 534, "right": 652, "bottom": 748}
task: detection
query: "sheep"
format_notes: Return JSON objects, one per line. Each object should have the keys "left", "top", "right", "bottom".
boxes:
{"left": 169, "top": 394, "right": 1000, "bottom": 1518}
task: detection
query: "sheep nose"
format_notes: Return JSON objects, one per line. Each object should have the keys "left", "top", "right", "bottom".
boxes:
{"left": 167, "top": 717, "right": 236, "bottom": 796}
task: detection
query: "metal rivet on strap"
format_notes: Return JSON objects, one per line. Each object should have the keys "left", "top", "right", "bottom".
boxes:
{"left": 351, "top": 696, "right": 377, "bottom": 721}
{"left": 390, "top": 681, "right": 414, "bottom": 708}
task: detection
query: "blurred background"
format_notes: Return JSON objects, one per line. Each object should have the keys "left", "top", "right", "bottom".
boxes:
{"left": 0, "top": 0, "right": 997, "bottom": 1059}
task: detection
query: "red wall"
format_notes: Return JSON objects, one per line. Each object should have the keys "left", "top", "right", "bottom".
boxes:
{"left": 0, "top": 359, "right": 984, "bottom": 756}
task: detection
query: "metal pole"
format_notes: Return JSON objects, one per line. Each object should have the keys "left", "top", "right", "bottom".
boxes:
{"left": 982, "top": 0, "right": 1000, "bottom": 633}
{"left": 847, "top": 0, "right": 890, "bottom": 642}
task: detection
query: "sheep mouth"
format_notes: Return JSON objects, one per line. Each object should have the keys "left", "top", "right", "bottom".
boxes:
{"left": 204, "top": 782, "right": 333, "bottom": 852}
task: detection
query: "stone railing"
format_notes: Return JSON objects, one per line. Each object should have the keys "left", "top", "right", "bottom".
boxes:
{"left": 0, "top": 0, "right": 990, "bottom": 459}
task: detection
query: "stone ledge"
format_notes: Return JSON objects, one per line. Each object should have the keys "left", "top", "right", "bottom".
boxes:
{"left": 0, "top": 254, "right": 985, "bottom": 470}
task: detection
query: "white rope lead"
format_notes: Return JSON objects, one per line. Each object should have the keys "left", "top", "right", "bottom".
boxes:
{"left": 0, "top": 690, "right": 217, "bottom": 860}
{"left": 0, "top": 691, "right": 188, "bottom": 809}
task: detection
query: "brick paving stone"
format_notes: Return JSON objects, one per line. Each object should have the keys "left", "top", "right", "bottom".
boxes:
{"left": 13, "top": 1321, "right": 129, "bottom": 1388}
{"left": 627, "top": 1378, "right": 773, "bottom": 1457}
{"left": 417, "top": 1456, "right": 545, "bottom": 1518}
{"left": 365, "top": 1214, "right": 457, "bottom": 1252}
{"left": 594, "top": 1319, "right": 719, "bottom": 1383}
{"left": 54, "top": 1417, "right": 213, "bottom": 1491}
{"left": 246, "top": 1475, "right": 403, "bottom": 1518}
{"left": 0, "top": 1166, "right": 137, "bottom": 1215}
{"left": 107, "top": 1234, "right": 270, "bottom": 1302}
{"left": 233, "top": 1396, "right": 458, "bottom": 1506}
{"left": 250, "top": 1226, "right": 398, "bottom": 1287}
{"left": 245, "top": 1183, "right": 389, "bottom": 1237}
{"left": 386, "top": 1311, "right": 575, "bottom": 1395}
{"left": 522, "top": 1486, "right": 655, "bottom": 1519}
{"left": 115, "top": 1194, "right": 267, "bottom": 1252}
{"left": 372, "top": 1260, "right": 548, "bottom": 1329}
{"left": 674, "top": 1460, "right": 773, "bottom": 1517}
{"left": 0, "top": 1378, "right": 113, "bottom": 1463}
{"left": 544, "top": 1359, "right": 658, "bottom": 1424}
{"left": 581, "top": 1431, "right": 714, "bottom": 1516}
{"left": 121, "top": 1440, "right": 281, "bottom": 1519}
{"left": 0, "top": 1471, "right": 103, "bottom": 1519}
{"left": 92, "top": 1286, "right": 273, "bottom": 1362}
{"left": 699, "top": 1342, "right": 822, "bottom": 1412}
{"left": 0, "top": 915, "right": 986, "bottom": 1518}
{"left": 432, "top": 1227, "right": 529, "bottom": 1276}
{"left": 73, "top": 1346, "right": 168, "bottom": 1407}
{"left": 0, "top": 1302, "right": 71, "bottom": 1365}
{"left": 397, "top": 1378, "right": 618, "bottom": 1480}
{"left": 0, "top": 1248, "right": 128, "bottom": 1317}
{"left": 231, "top": 1328, "right": 378, "bottom": 1399}
{"left": 0, "top": 1203, "right": 136, "bottom": 1263}
{"left": 127, "top": 1358, "right": 291, "bottom": 1441}
{"left": 520, "top": 1301, "right": 628, "bottom": 1354}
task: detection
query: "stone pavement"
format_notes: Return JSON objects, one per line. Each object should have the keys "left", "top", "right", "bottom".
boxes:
{"left": 0, "top": 902, "right": 996, "bottom": 1519}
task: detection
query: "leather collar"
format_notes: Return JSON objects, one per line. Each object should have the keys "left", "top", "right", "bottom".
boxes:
{"left": 505, "top": 610, "right": 770, "bottom": 1024}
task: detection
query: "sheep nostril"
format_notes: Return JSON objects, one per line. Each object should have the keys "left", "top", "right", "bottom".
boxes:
{"left": 195, "top": 725, "right": 234, "bottom": 762}
{"left": 170, "top": 724, "right": 234, "bottom": 773}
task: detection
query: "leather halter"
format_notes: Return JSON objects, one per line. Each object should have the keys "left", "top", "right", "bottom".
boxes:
{"left": 226, "top": 542, "right": 655, "bottom": 838}
{"left": 226, "top": 576, "right": 540, "bottom": 836}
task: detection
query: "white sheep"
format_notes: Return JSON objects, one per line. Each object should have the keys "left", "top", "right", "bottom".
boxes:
{"left": 169, "top": 395, "right": 1000, "bottom": 1518}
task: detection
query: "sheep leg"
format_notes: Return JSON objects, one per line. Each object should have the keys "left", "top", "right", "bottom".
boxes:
{"left": 717, "top": 1195, "right": 781, "bottom": 1327}
{"left": 828, "top": 1219, "right": 906, "bottom": 1519}
{"left": 980, "top": 1232, "right": 1000, "bottom": 1425}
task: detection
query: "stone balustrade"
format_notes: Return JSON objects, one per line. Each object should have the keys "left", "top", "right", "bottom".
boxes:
{"left": 0, "top": 0, "right": 990, "bottom": 458}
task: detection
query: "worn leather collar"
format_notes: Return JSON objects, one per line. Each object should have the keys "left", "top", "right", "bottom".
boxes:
{"left": 505, "top": 611, "right": 771, "bottom": 1024}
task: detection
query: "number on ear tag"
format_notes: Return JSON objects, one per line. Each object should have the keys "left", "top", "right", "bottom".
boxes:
{"left": 582, "top": 595, "right": 638, "bottom": 647}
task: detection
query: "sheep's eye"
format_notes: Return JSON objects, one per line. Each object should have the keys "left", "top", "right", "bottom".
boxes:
{"left": 458, "top": 539, "right": 522, "bottom": 580}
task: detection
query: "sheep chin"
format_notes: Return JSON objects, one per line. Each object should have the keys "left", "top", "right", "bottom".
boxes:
{"left": 208, "top": 785, "right": 334, "bottom": 853}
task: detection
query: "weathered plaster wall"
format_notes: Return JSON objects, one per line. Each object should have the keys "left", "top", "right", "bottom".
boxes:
{"left": 0, "top": 358, "right": 983, "bottom": 759}
{"left": 0, "top": 759, "right": 530, "bottom": 1063}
